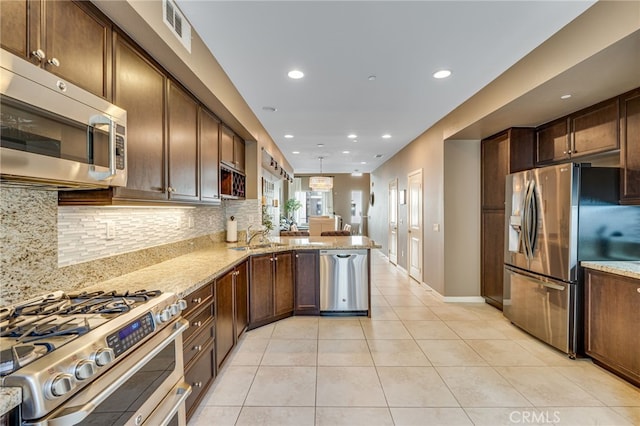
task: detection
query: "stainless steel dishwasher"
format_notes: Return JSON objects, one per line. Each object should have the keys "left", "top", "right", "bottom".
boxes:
{"left": 319, "top": 249, "right": 369, "bottom": 315}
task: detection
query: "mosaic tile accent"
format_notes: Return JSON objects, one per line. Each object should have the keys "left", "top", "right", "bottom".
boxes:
{"left": 0, "top": 185, "right": 262, "bottom": 305}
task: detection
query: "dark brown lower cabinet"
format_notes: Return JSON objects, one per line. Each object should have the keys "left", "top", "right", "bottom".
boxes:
{"left": 481, "top": 209, "right": 505, "bottom": 310}
{"left": 294, "top": 250, "right": 320, "bottom": 315}
{"left": 184, "top": 339, "right": 215, "bottom": 420}
{"left": 182, "top": 283, "right": 215, "bottom": 422}
{"left": 215, "top": 270, "right": 234, "bottom": 370}
{"left": 249, "top": 251, "right": 294, "bottom": 329}
{"left": 235, "top": 261, "right": 249, "bottom": 339}
{"left": 585, "top": 268, "right": 640, "bottom": 387}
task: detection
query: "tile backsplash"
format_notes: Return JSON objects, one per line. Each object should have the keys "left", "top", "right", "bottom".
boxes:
{"left": 0, "top": 187, "right": 260, "bottom": 305}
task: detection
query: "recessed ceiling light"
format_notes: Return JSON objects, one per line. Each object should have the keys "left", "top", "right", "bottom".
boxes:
{"left": 368, "top": 75, "right": 376, "bottom": 81}
{"left": 287, "top": 69, "right": 304, "bottom": 79}
{"left": 561, "top": 94, "right": 572, "bottom": 100}
{"left": 347, "top": 134, "right": 357, "bottom": 139}
{"left": 284, "top": 134, "right": 294, "bottom": 139}
{"left": 317, "top": 144, "right": 324, "bottom": 147}
{"left": 353, "top": 139, "right": 358, "bottom": 143}
{"left": 360, "top": 161, "right": 367, "bottom": 165}
{"left": 382, "top": 134, "right": 391, "bottom": 139}
{"left": 433, "top": 69, "right": 452, "bottom": 79}
{"left": 342, "top": 151, "right": 350, "bottom": 154}
{"left": 292, "top": 151, "right": 300, "bottom": 154}
{"left": 262, "top": 106, "right": 277, "bottom": 112}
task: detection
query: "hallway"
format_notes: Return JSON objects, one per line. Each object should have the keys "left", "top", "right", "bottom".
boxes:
{"left": 188, "top": 250, "right": 640, "bottom": 425}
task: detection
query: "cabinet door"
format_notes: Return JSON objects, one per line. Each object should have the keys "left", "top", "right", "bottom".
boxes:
{"left": 185, "top": 341, "right": 215, "bottom": 422}
{"left": 168, "top": 81, "right": 199, "bottom": 201}
{"left": 481, "top": 132, "right": 508, "bottom": 209}
{"left": 571, "top": 98, "right": 619, "bottom": 158}
{"left": 235, "top": 261, "right": 249, "bottom": 339}
{"left": 585, "top": 270, "right": 640, "bottom": 385}
{"left": 274, "top": 252, "right": 294, "bottom": 316}
{"left": 249, "top": 254, "right": 274, "bottom": 325}
{"left": 508, "top": 128, "right": 535, "bottom": 173}
{"left": 199, "top": 108, "right": 220, "bottom": 203}
{"left": 621, "top": 89, "right": 640, "bottom": 203}
{"left": 536, "top": 119, "right": 569, "bottom": 164}
{"left": 113, "top": 34, "right": 167, "bottom": 201}
{"left": 215, "top": 270, "right": 235, "bottom": 370}
{"left": 220, "top": 125, "right": 235, "bottom": 168}
{"left": 481, "top": 210, "right": 505, "bottom": 309}
{"left": 294, "top": 251, "right": 320, "bottom": 315}
{"left": 233, "top": 135, "right": 245, "bottom": 172}
{"left": 44, "top": 1, "right": 111, "bottom": 98}
{"left": 0, "top": 0, "right": 31, "bottom": 59}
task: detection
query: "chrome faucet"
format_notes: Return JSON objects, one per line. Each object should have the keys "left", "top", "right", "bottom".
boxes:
{"left": 246, "top": 224, "right": 268, "bottom": 246}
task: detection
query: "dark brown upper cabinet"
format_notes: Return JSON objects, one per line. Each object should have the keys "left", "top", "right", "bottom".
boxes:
{"left": 1, "top": 0, "right": 112, "bottom": 99}
{"left": 167, "top": 81, "right": 199, "bottom": 202}
{"left": 220, "top": 125, "right": 245, "bottom": 172}
{"left": 620, "top": 88, "right": 640, "bottom": 204}
{"left": 536, "top": 97, "right": 620, "bottom": 165}
{"left": 199, "top": 107, "right": 221, "bottom": 203}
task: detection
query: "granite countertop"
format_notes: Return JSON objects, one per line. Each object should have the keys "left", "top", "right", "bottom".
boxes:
{"left": 581, "top": 261, "right": 640, "bottom": 280}
{"left": 0, "top": 387, "right": 21, "bottom": 416}
{"left": 87, "top": 236, "right": 380, "bottom": 298}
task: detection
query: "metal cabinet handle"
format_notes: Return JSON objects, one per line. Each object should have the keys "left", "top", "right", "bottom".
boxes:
{"left": 637, "top": 288, "right": 640, "bottom": 294}
{"left": 192, "top": 297, "right": 202, "bottom": 304}
{"left": 295, "top": 254, "right": 299, "bottom": 258}
{"left": 274, "top": 257, "right": 278, "bottom": 261}
{"left": 167, "top": 187, "right": 175, "bottom": 193}
{"left": 31, "top": 49, "right": 45, "bottom": 62}
{"left": 193, "top": 381, "right": 203, "bottom": 388}
{"left": 192, "top": 321, "right": 202, "bottom": 327}
{"left": 193, "top": 345, "right": 202, "bottom": 352}
{"left": 47, "top": 57, "right": 60, "bottom": 67}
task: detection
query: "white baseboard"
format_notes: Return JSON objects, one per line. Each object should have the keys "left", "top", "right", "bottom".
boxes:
{"left": 442, "top": 296, "right": 485, "bottom": 303}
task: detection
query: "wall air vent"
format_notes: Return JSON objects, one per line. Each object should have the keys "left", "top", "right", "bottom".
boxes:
{"left": 163, "top": 0, "right": 191, "bottom": 53}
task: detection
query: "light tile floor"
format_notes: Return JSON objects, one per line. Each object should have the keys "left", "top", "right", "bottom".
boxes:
{"left": 188, "top": 249, "right": 640, "bottom": 425}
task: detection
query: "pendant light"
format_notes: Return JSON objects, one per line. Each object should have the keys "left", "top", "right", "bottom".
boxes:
{"left": 309, "top": 156, "right": 333, "bottom": 191}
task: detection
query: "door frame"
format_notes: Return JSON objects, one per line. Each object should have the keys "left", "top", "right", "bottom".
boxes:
{"left": 388, "top": 178, "right": 398, "bottom": 265}
{"left": 407, "top": 169, "right": 423, "bottom": 283}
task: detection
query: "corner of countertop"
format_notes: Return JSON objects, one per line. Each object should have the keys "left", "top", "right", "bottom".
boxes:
{"left": 581, "top": 261, "right": 640, "bottom": 280}
{"left": 0, "top": 387, "right": 21, "bottom": 416}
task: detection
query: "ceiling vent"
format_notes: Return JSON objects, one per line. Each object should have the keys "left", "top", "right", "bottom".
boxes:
{"left": 163, "top": 0, "right": 191, "bottom": 53}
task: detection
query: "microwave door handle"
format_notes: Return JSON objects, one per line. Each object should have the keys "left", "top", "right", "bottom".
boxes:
{"left": 87, "top": 115, "right": 117, "bottom": 181}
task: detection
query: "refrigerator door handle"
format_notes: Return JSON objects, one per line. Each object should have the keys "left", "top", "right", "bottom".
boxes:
{"left": 528, "top": 181, "right": 538, "bottom": 255}
{"left": 522, "top": 181, "right": 533, "bottom": 259}
{"left": 504, "top": 266, "right": 567, "bottom": 290}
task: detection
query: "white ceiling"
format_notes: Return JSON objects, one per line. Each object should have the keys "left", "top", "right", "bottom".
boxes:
{"left": 178, "top": 1, "right": 595, "bottom": 174}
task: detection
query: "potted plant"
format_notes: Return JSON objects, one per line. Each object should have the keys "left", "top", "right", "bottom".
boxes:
{"left": 284, "top": 198, "right": 302, "bottom": 223}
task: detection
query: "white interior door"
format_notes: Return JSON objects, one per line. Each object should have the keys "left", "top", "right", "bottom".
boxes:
{"left": 407, "top": 169, "right": 423, "bottom": 282}
{"left": 388, "top": 179, "right": 398, "bottom": 265}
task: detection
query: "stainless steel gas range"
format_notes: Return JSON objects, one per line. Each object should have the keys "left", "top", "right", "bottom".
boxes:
{"left": 0, "top": 290, "right": 190, "bottom": 425}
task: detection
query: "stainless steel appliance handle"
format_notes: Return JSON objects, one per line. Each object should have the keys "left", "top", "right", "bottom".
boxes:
{"left": 505, "top": 266, "right": 566, "bottom": 291}
{"left": 47, "top": 319, "right": 188, "bottom": 426}
{"left": 87, "top": 114, "right": 117, "bottom": 181}
{"left": 145, "top": 381, "right": 192, "bottom": 426}
{"left": 528, "top": 181, "right": 538, "bottom": 256}
{"left": 522, "top": 181, "right": 533, "bottom": 259}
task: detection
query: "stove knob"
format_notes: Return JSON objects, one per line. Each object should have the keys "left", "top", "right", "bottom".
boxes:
{"left": 157, "top": 308, "right": 172, "bottom": 323}
{"left": 75, "top": 359, "right": 97, "bottom": 380}
{"left": 95, "top": 348, "right": 115, "bottom": 367}
{"left": 50, "top": 373, "right": 74, "bottom": 397}
{"left": 169, "top": 303, "right": 180, "bottom": 316}
{"left": 177, "top": 299, "right": 187, "bottom": 311}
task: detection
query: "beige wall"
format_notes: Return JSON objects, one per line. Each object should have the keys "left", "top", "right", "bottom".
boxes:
{"left": 444, "top": 140, "right": 481, "bottom": 298}
{"left": 370, "top": 1, "right": 640, "bottom": 297}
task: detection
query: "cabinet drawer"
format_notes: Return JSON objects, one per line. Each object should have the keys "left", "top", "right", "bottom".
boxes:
{"left": 183, "top": 284, "right": 213, "bottom": 317}
{"left": 183, "top": 303, "right": 212, "bottom": 343}
{"left": 185, "top": 342, "right": 215, "bottom": 420}
{"left": 183, "top": 318, "right": 214, "bottom": 369}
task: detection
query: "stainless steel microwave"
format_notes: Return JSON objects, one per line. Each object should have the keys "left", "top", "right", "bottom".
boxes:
{"left": 0, "top": 49, "right": 127, "bottom": 190}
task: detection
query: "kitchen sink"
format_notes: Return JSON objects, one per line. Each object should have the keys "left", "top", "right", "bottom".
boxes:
{"left": 228, "top": 242, "right": 288, "bottom": 251}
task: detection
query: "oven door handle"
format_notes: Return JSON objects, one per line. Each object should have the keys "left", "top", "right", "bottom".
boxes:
{"left": 144, "top": 381, "right": 192, "bottom": 426}
{"left": 47, "top": 319, "right": 189, "bottom": 426}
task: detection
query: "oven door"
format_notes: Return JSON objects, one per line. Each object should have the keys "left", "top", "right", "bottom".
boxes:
{"left": 28, "top": 319, "right": 190, "bottom": 426}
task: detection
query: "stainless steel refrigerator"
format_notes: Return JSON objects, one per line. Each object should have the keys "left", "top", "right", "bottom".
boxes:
{"left": 503, "top": 163, "right": 640, "bottom": 358}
